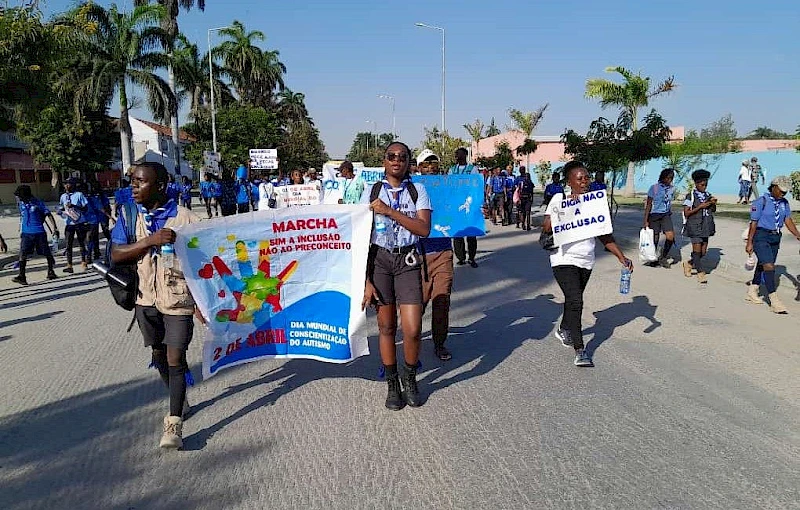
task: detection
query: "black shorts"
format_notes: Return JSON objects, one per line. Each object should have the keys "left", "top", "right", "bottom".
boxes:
{"left": 690, "top": 237, "right": 709, "bottom": 244}
{"left": 135, "top": 305, "right": 194, "bottom": 351}
{"left": 369, "top": 246, "right": 423, "bottom": 306}
{"left": 648, "top": 213, "right": 674, "bottom": 234}
{"left": 20, "top": 232, "right": 51, "bottom": 259}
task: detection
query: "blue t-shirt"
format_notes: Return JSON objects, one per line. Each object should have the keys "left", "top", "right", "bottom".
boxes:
{"left": 59, "top": 192, "right": 89, "bottom": 226}
{"left": 166, "top": 182, "right": 180, "bottom": 201}
{"left": 111, "top": 200, "right": 178, "bottom": 245}
{"left": 200, "top": 181, "right": 213, "bottom": 198}
{"left": 750, "top": 193, "right": 791, "bottom": 231}
{"left": 488, "top": 176, "right": 505, "bottom": 194}
{"left": 421, "top": 237, "right": 452, "bottom": 253}
{"left": 85, "top": 195, "right": 107, "bottom": 224}
{"left": 505, "top": 176, "right": 515, "bottom": 197}
{"left": 235, "top": 181, "right": 250, "bottom": 204}
{"left": 210, "top": 181, "right": 222, "bottom": 198}
{"left": 544, "top": 183, "right": 564, "bottom": 196}
{"left": 647, "top": 183, "right": 675, "bottom": 214}
{"left": 361, "top": 181, "right": 433, "bottom": 249}
{"left": 251, "top": 183, "right": 260, "bottom": 201}
{"left": 19, "top": 198, "right": 50, "bottom": 234}
{"left": 115, "top": 186, "right": 133, "bottom": 206}
{"left": 179, "top": 183, "right": 192, "bottom": 202}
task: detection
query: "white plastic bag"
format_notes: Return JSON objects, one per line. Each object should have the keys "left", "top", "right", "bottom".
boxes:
{"left": 639, "top": 228, "right": 658, "bottom": 263}
{"left": 744, "top": 253, "right": 757, "bottom": 271}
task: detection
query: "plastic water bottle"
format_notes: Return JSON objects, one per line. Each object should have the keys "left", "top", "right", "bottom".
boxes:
{"left": 375, "top": 215, "right": 389, "bottom": 246}
{"left": 619, "top": 268, "right": 632, "bottom": 295}
{"left": 161, "top": 243, "right": 175, "bottom": 269}
{"left": 51, "top": 234, "right": 59, "bottom": 254}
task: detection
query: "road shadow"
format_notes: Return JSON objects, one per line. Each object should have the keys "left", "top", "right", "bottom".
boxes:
{"left": 0, "top": 311, "right": 64, "bottom": 331}
{"left": 774, "top": 265, "right": 800, "bottom": 300}
{"left": 0, "top": 276, "right": 106, "bottom": 310}
{"left": 0, "top": 376, "right": 260, "bottom": 509}
{"left": 424, "top": 295, "right": 561, "bottom": 392}
{"left": 584, "top": 295, "right": 661, "bottom": 359}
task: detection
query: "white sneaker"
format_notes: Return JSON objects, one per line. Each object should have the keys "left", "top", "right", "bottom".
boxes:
{"left": 159, "top": 415, "right": 183, "bottom": 449}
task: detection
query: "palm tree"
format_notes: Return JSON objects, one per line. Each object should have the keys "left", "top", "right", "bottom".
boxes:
{"left": 508, "top": 104, "right": 548, "bottom": 171}
{"left": 173, "top": 34, "right": 232, "bottom": 119}
{"left": 485, "top": 117, "right": 501, "bottom": 137}
{"left": 463, "top": 119, "right": 484, "bottom": 161}
{"left": 61, "top": 3, "right": 176, "bottom": 174}
{"left": 134, "top": 0, "right": 206, "bottom": 173}
{"left": 277, "top": 89, "right": 310, "bottom": 127}
{"left": 585, "top": 66, "right": 675, "bottom": 196}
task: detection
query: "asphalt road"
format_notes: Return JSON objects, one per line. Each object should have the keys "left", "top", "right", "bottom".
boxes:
{"left": 0, "top": 209, "right": 798, "bottom": 510}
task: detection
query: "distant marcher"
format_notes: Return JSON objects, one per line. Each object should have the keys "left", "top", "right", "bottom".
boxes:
{"left": 210, "top": 174, "right": 222, "bottom": 216}
{"left": 289, "top": 169, "right": 305, "bottom": 185}
{"left": 681, "top": 170, "right": 717, "bottom": 283}
{"left": 114, "top": 178, "right": 134, "bottom": 218}
{"left": 272, "top": 170, "right": 291, "bottom": 187}
{"left": 362, "top": 141, "right": 432, "bottom": 410}
{"left": 338, "top": 161, "right": 365, "bottom": 204}
{"left": 82, "top": 181, "right": 103, "bottom": 262}
{"left": 419, "top": 157, "right": 455, "bottom": 361}
{"left": 219, "top": 171, "right": 238, "bottom": 217}
{"left": 180, "top": 176, "right": 193, "bottom": 209}
{"left": 744, "top": 176, "right": 800, "bottom": 314}
{"left": 543, "top": 161, "right": 633, "bottom": 367}
{"left": 543, "top": 172, "right": 564, "bottom": 209}
{"left": 516, "top": 169, "right": 535, "bottom": 231}
{"left": 200, "top": 173, "right": 215, "bottom": 218}
{"left": 589, "top": 170, "right": 607, "bottom": 191}
{"left": 504, "top": 167, "right": 515, "bottom": 226}
{"left": 87, "top": 181, "right": 113, "bottom": 259}
{"left": 485, "top": 167, "right": 506, "bottom": 225}
{"left": 12, "top": 185, "right": 58, "bottom": 285}
{"left": 59, "top": 177, "right": 89, "bottom": 273}
{"left": 306, "top": 168, "right": 324, "bottom": 203}
{"left": 250, "top": 180, "right": 260, "bottom": 211}
{"left": 749, "top": 158, "right": 765, "bottom": 201}
{"left": 643, "top": 168, "right": 677, "bottom": 268}
{"left": 257, "top": 178, "right": 276, "bottom": 210}
{"left": 166, "top": 174, "right": 180, "bottom": 202}
{"left": 110, "top": 162, "right": 201, "bottom": 449}
{"left": 235, "top": 175, "right": 252, "bottom": 214}
{"left": 737, "top": 159, "right": 752, "bottom": 204}
{"left": 450, "top": 147, "right": 479, "bottom": 266}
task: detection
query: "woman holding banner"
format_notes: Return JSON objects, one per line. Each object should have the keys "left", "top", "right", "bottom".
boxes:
{"left": 542, "top": 160, "right": 634, "bottom": 368}
{"left": 362, "top": 141, "right": 432, "bottom": 410}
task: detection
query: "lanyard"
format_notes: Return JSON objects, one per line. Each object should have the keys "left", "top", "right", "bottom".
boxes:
{"left": 381, "top": 180, "right": 408, "bottom": 248}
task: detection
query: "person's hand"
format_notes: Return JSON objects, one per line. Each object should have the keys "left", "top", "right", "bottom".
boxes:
{"left": 369, "top": 199, "right": 393, "bottom": 217}
{"left": 620, "top": 257, "right": 633, "bottom": 272}
{"left": 361, "top": 280, "right": 382, "bottom": 311}
{"left": 745, "top": 241, "right": 754, "bottom": 255}
{"left": 194, "top": 307, "right": 207, "bottom": 326}
{"left": 643, "top": 221, "right": 649, "bottom": 229}
{"left": 709, "top": 197, "right": 718, "bottom": 205}
{"left": 148, "top": 228, "right": 176, "bottom": 247}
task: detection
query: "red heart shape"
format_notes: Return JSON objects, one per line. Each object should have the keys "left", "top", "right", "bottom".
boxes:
{"left": 218, "top": 290, "right": 226, "bottom": 298}
{"left": 198, "top": 264, "right": 214, "bottom": 279}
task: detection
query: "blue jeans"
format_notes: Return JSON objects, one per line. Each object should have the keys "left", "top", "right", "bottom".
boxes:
{"left": 739, "top": 181, "right": 751, "bottom": 199}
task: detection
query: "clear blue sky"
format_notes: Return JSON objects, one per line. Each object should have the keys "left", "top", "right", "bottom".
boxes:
{"left": 45, "top": 0, "right": 800, "bottom": 158}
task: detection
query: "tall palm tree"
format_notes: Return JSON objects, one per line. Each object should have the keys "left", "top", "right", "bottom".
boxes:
{"left": 463, "top": 119, "right": 484, "bottom": 162}
{"left": 508, "top": 104, "right": 548, "bottom": 171}
{"left": 277, "top": 89, "right": 310, "bottom": 127}
{"left": 60, "top": 3, "right": 176, "bottom": 174}
{"left": 173, "top": 34, "right": 232, "bottom": 119}
{"left": 585, "top": 66, "right": 675, "bottom": 196}
{"left": 134, "top": 0, "right": 206, "bottom": 173}
{"left": 216, "top": 21, "right": 279, "bottom": 105}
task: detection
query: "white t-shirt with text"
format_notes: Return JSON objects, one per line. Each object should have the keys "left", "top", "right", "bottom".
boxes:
{"left": 546, "top": 193, "right": 596, "bottom": 270}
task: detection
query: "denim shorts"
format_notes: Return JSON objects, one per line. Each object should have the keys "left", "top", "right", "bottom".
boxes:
{"left": 19, "top": 233, "right": 51, "bottom": 259}
{"left": 752, "top": 228, "right": 781, "bottom": 265}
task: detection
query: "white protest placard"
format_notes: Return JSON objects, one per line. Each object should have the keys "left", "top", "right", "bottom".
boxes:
{"left": 549, "top": 191, "right": 613, "bottom": 246}
{"left": 276, "top": 183, "right": 323, "bottom": 208}
{"left": 203, "top": 151, "right": 220, "bottom": 174}
{"left": 249, "top": 148, "right": 278, "bottom": 170}
{"left": 322, "top": 178, "right": 345, "bottom": 205}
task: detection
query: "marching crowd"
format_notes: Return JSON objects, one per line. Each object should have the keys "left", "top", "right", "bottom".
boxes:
{"left": 4, "top": 143, "right": 799, "bottom": 450}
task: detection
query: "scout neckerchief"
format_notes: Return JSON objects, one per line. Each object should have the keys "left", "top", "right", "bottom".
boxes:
{"left": 772, "top": 195, "right": 785, "bottom": 229}
{"left": 658, "top": 182, "right": 673, "bottom": 211}
{"left": 693, "top": 190, "right": 711, "bottom": 217}
{"left": 139, "top": 199, "right": 177, "bottom": 257}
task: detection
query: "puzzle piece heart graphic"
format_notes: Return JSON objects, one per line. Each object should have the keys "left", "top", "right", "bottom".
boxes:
{"left": 198, "top": 264, "right": 214, "bottom": 279}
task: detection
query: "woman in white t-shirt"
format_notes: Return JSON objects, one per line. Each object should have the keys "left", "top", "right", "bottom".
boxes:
{"left": 257, "top": 179, "right": 276, "bottom": 210}
{"left": 542, "top": 161, "right": 633, "bottom": 368}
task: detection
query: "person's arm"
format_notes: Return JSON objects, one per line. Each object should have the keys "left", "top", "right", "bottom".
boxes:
{"left": 784, "top": 217, "right": 800, "bottom": 240}
{"left": 598, "top": 234, "right": 634, "bottom": 271}
{"left": 745, "top": 197, "right": 764, "bottom": 254}
{"left": 111, "top": 228, "right": 175, "bottom": 264}
{"left": 370, "top": 199, "right": 431, "bottom": 237}
{"left": 44, "top": 213, "right": 59, "bottom": 237}
{"left": 643, "top": 196, "right": 653, "bottom": 227}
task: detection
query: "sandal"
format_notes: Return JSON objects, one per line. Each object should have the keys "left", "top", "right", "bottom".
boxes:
{"left": 434, "top": 344, "right": 452, "bottom": 361}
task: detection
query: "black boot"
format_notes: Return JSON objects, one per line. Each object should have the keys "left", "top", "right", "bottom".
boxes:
{"left": 401, "top": 361, "right": 423, "bottom": 407}
{"left": 384, "top": 364, "right": 404, "bottom": 411}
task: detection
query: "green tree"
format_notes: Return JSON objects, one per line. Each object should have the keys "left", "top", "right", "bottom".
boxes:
{"left": 744, "top": 126, "right": 791, "bottom": 140}
{"left": 421, "top": 127, "right": 468, "bottom": 169}
{"left": 60, "top": 2, "right": 176, "bottom": 174}
{"left": 276, "top": 89, "right": 311, "bottom": 127}
{"left": 585, "top": 66, "right": 676, "bottom": 196}
{"left": 476, "top": 141, "right": 515, "bottom": 171}
{"left": 346, "top": 132, "right": 391, "bottom": 166}
{"left": 183, "top": 104, "right": 282, "bottom": 170}
{"left": 134, "top": 0, "right": 206, "bottom": 175}
{"left": 534, "top": 160, "right": 552, "bottom": 188}
{"left": 463, "top": 119, "right": 484, "bottom": 160}
{"left": 485, "top": 117, "right": 501, "bottom": 137}
{"left": 508, "top": 104, "right": 548, "bottom": 171}
{"left": 279, "top": 122, "right": 328, "bottom": 172}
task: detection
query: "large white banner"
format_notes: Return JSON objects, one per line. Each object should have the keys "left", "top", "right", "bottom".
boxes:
{"left": 276, "top": 183, "right": 323, "bottom": 208}
{"left": 174, "top": 205, "right": 372, "bottom": 378}
{"left": 548, "top": 191, "right": 613, "bottom": 246}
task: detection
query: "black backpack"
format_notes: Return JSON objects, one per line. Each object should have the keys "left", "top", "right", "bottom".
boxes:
{"left": 102, "top": 201, "right": 140, "bottom": 313}
{"left": 368, "top": 181, "right": 429, "bottom": 281}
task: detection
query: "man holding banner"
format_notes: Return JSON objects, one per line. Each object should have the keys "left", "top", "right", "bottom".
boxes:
{"left": 449, "top": 147, "right": 479, "bottom": 267}
{"left": 542, "top": 161, "right": 633, "bottom": 368}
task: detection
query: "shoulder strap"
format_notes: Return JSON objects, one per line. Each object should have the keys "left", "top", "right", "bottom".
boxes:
{"left": 122, "top": 202, "right": 138, "bottom": 244}
{"left": 369, "top": 182, "right": 382, "bottom": 202}
{"left": 407, "top": 182, "right": 418, "bottom": 205}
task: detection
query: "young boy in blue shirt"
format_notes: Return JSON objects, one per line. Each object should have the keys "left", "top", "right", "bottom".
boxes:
{"left": 13, "top": 185, "right": 58, "bottom": 285}
{"left": 59, "top": 177, "right": 89, "bottom": 273}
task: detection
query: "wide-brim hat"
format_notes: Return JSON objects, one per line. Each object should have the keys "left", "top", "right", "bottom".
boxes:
{"left": 771, "top": 175, "right": 791, "bottom": 193}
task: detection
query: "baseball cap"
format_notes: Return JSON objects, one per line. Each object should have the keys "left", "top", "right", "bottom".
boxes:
{"left": 416, "top": 149, "right": 439, "bottom": 165}
{"left": 770, "top": 175, "right": 791, "bottom": 193}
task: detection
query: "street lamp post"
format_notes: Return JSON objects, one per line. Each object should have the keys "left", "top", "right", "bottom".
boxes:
{"left": 208, "top": 26, "right": 228, "bottom": 159}
{"left": 415, "top": 22, "right": 445, "bottom": 132}
{"left": 378, "top": 94, "right": 396, "bottom": 140}
{"left": 366, "top": 120, "right": 377, "bottom": 152}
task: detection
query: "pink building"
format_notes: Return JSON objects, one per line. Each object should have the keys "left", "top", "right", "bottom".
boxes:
{"left": 472, "top": 127, "right": 687, "bottom": 168}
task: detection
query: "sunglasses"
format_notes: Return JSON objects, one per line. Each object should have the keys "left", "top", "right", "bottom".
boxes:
{"left": 385, "top": 152, "right": 409, "bottom": 162}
